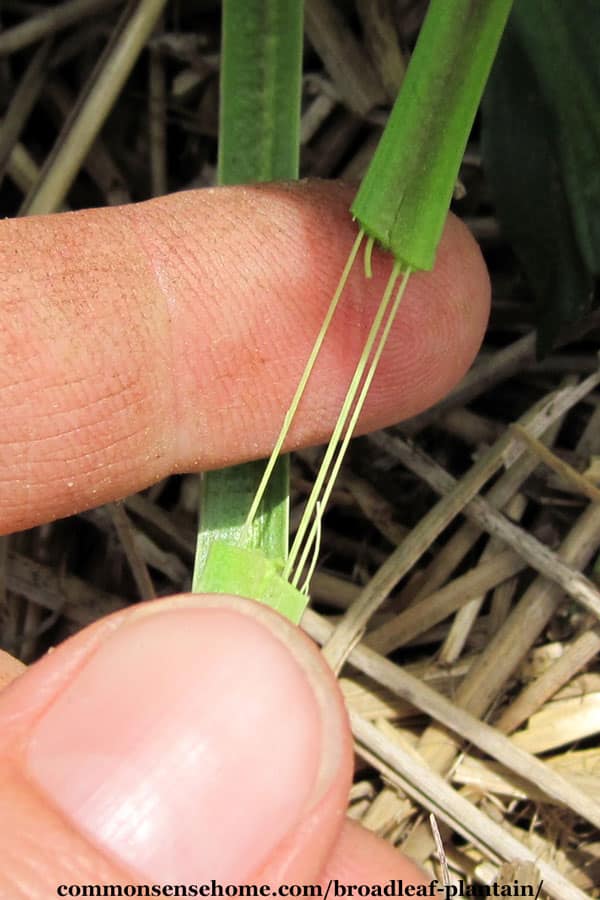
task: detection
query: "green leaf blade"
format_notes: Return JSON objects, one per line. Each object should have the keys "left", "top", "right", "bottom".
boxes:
{"left": 218, "top": 0, "right": 303, "bottom": 185}
{"left": 351, "top": 0, "right": 513, "bottom": 271}
{"left": 193, "top": 1, "right": 304, "bottom": 605}
{"left": 511, "top": 0, "right": 600, "bottom": 276}
{"left": 482, "top": 6, "right": 596, "bottom": 355}
{"left": 198, "top": 541, "right": 307, "bottom": 625}
{"left": 193, "top": 460, "right": 289, "bottom": 587}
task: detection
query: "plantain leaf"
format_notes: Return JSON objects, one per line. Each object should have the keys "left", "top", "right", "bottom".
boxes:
{"left": 198, "top": 541, "right": 306, "bottom": 624}
{"left": 511, "top": 0, "right": 600, "bottom": 276}
{"left": 482, "top": 4, "right": 596, "bottom": 355}
{"left": 193, "top": 0, "right": 303, "bottom": 612}
{"left": 352, "top": 0, "right": 513, "bottom": 271}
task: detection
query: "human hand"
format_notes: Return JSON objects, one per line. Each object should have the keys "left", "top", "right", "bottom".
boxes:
{"left": 0, "top": 180, "right": 489, "bottom": 895}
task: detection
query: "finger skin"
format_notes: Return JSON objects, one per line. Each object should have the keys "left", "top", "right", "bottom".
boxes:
{"left": 0, "top": 607, "right": 428, "bottom": 895}
{"left": 0, "top": 595, "right": 352, "bottom": 893}
{"left": 0, "top": 180, "right": 490, "bottom": 533}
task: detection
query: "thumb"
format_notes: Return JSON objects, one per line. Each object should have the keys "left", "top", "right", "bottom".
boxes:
{"left": 0, "top": 595, "right": 352, "bottom": 894}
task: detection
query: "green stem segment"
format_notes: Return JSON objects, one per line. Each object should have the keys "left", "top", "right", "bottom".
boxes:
{"left": 195, "top": 0, "right": 515, "bottom": 622}
{"left": 193, "top": 0, "right": 304, "bottom": 593}
{"left": 217, "top": 0, "right": 303, "bottom": 183}
{"left": 351, "top": 0, "right": 514, "bottom": 271}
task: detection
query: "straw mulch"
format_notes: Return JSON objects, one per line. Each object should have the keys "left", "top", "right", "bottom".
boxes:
{"left": 1, "top": 2, "right": 599, "bottom": 897}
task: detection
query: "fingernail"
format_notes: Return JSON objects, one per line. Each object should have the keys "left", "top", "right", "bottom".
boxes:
{"left": 26, "top": 602, "right": 329, "bottom": 882}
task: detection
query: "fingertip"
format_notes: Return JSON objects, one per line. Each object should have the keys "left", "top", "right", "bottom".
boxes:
{"left": 0, "top": 594, "right": 352, "bottom": 885}
{"left": 0, "top": 182, "right": 491, "bottom": 532}
{"left": 426, "top": 211, "right": 491, "bottom": 383}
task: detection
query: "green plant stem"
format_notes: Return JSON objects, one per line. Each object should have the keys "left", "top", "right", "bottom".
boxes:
{"left": 283, "top": 0, "right": 514, "bottom": 592}
{"left": 195, "top": 0, "right": 515, "bottom": 623}
{"left": 217, "top": 1, "right": 303, "bottom": 183}
{"left": 193, "top": 0, "right": 304, "bottom": 591}
{"left": 351, "top": 0, "right": 514, "bottom": 270}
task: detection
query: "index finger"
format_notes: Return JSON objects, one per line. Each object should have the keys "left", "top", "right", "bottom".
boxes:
{"left": 0, "top": 180, "right": 489, "bottom": 534}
